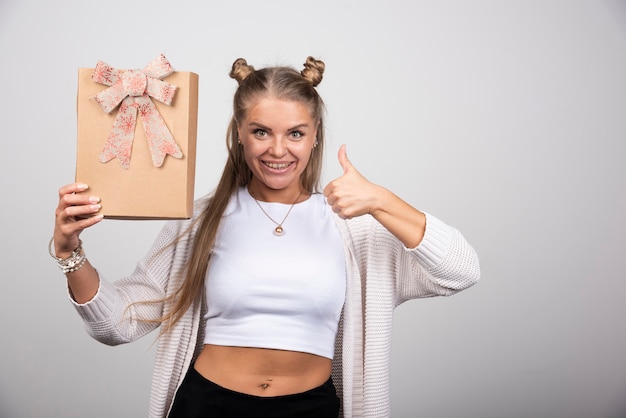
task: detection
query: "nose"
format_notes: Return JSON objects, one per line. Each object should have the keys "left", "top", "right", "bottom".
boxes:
{"left": 269, "top": 136, "right": 287, "bottom": 157}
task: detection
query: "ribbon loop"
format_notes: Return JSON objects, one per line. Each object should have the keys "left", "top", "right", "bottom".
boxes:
{"left": 91, "top": 54, "right": 182, "bottom": 169}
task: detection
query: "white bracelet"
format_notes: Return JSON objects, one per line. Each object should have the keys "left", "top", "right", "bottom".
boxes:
{"left": 49, "top": 237, "right": 87, "bottom": 274}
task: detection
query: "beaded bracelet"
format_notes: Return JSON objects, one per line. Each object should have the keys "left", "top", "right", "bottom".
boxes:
{"left": 48, "top": 237, "right": 87, "bottom": 274}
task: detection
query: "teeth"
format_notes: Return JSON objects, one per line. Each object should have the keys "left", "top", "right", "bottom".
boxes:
{"left": 265, "top": 162, "right": 290, "bottom": 169}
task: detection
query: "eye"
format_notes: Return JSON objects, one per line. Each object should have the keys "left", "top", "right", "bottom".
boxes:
{"left": 253, "top": 128, "right": 268, "bottom": 138}
{"left": 289, "top": 130, "right": 304, "bottom": 140}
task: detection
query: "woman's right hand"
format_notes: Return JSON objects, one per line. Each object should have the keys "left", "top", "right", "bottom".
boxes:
{"left": 53, "top": 183, "right": 104, "bottom": 258}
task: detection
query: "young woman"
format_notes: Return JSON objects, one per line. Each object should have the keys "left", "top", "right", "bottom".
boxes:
{"left": 51, "top": 56, "right": 480, "bottom": 417}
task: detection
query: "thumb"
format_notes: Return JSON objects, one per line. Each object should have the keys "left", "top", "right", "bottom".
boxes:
{"left": 338, "top": 144, "right": 353, "bottom": 174}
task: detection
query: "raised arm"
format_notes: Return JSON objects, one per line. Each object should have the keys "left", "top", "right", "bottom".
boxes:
{"left": 52, "top": 182, "right": 103, "bottom": 303}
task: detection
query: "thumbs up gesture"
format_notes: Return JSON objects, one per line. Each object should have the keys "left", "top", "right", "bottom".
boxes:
{"left": 324, "top": 145, "right": 383, "bottom": 219}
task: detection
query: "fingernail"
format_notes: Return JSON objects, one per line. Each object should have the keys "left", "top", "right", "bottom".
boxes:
{"left": 77, "top": 183, "right": 88, "bottom": 191}
{"left": 90, "top": 204, "right": 101, "bottom": 211}
{"left": 89, "top": 196, "right": 100, "bottom": 204}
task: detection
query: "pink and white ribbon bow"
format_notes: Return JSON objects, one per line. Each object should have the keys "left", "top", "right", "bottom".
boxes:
{"left": 92, "top": 54, "right": 182, "bottom": 169}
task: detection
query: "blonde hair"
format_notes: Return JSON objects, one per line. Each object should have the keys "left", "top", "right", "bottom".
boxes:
{"left": 162, "top": 57, "right": 327, "bottom": 329}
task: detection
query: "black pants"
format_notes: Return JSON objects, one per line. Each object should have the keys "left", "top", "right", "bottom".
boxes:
{"left": 168, "top": 366, "right": 340, "bottom": 418}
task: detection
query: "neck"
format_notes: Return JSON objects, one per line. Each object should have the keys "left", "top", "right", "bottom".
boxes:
{"left": 248, "top": 181, "right": 307, "bottom": 204}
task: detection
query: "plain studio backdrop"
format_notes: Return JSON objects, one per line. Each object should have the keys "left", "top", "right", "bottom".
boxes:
{"left": 1, "top": 1, "right": 625, "bottom": 417}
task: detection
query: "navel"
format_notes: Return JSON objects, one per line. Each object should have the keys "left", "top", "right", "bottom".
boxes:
{"left": 259, "top": 377, "right": 273, "bottom": 390}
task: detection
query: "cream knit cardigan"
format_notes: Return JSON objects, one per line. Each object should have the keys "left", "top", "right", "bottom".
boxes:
{"left": 72, "top": 196, "right": 480, "bottom": 418}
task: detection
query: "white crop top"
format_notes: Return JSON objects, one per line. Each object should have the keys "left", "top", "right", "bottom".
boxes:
{"left": 203, "top": 187, "right": 346, "bottom": 359}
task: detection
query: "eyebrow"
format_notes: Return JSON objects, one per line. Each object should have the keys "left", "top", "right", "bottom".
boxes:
{"left": 248, "top": 122, "right": 310, "bottom": 131}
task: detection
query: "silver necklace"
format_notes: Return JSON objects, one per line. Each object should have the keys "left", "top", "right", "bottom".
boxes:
{"left": 249, "top": 189, "right": 303, "bottom": 236}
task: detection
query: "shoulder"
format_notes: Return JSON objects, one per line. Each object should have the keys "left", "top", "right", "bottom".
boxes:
{"left": 192, "top": 194, "right": 211, "bottom": 217}
{"left": 158, "top": 194, "right": 212, "bottom": 239}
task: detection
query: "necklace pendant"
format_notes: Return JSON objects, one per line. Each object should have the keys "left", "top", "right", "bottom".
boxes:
{"left": 249, "top": 188, "right": 303, "bottom": 238}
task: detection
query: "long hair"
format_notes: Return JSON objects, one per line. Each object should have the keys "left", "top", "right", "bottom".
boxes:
{"left": 161, "top": 57, "right": 327, "bottom": 330}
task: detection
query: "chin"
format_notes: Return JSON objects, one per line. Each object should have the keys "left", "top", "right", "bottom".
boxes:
{"left": 254, "top": 173, "right": 298, "bottom": 189}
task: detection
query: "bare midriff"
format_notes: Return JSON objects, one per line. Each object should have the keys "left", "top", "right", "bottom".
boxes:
{"left": 193, "top": 344, "right": 332, "bottom": 397}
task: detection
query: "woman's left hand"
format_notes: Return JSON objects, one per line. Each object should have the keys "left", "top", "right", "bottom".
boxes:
{"left": 324, "top": 145, "right": 383, "bottom": 219}
{"left": 324, "top": 144, "right": 427, "bottom": 248}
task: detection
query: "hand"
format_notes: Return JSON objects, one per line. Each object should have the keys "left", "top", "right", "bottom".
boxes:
{"left": 324, "top": 145, "right": 384, "bottom": 219}
{"left": 53, "top": 183, "right": 103, "bottom": 258}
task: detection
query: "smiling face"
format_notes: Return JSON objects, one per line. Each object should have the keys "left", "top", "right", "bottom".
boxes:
{"left": 238, "top": 96, "right": 318, "bottom": 203}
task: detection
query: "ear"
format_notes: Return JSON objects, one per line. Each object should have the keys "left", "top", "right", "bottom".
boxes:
{"left": 312, "top": 121, "right": 321, "bottom": 148}
{"left": 236, "top": 126, "right": 243, "bottom": 145}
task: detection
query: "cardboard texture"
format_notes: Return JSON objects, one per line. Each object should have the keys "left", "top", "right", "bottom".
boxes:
{"left": 76, "top": 67, "right": 198, "bottom": 219}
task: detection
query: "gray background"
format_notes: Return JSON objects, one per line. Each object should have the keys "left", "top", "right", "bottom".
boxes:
{"left": 1, "top": 1, "right": 625, "bottom": 417}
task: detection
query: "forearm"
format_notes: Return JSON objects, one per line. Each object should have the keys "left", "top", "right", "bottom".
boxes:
{"left": 370, "top": 187, "right": 426, "bottom": 249}
{"left": 66, "top": 260, "right": 100, "bottom": 304}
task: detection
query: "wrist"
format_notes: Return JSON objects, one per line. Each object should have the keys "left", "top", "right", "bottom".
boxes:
{"left": 49, "top": 238, "right": 87, "bottom": 274}
{"left": 369, "top": 186, "right": 392, "bottom": 217}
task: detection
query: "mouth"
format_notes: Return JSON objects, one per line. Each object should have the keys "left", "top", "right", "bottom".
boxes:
{"left": 262, "top": 161, "right": 293, "bottom": 170}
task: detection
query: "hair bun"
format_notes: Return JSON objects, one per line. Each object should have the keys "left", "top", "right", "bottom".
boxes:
{"left": 230, "top": 58, "right": 255, "bottom": 84}
{"left": 301, "top": 56, "right": 325, "bottom": 87}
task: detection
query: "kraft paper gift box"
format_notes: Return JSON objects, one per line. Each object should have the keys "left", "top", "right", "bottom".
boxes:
{"left": 76, "top": 55, "right": 198, "bottom": 219}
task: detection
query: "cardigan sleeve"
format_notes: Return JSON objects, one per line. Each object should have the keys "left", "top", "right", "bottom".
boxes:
{"left": 395, "top": 212, "right": 480, "bottom": 303}
{"left": 343, "top": 211, "right": 480, "bottom": 305}
{"left": 69, "top": 215, "right": 197, "bottom": 346}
